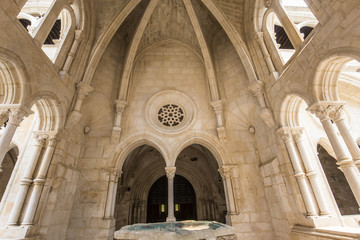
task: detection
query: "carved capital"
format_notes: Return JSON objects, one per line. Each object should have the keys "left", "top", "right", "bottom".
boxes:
{"left": 292, "top": 127, "right": 305, "bottom": 142}
{"left": 165, "top": 167, "right": 176, "bottom": 180}
{"left": 115, "top": 100, "right": 128, "bottom": 113}
{"left": 307, "top": 101, "right": 344, "bottom": 121}
{"left": 108, "top": 169, "right": 122, "bottom": 182}
{"left": 329, "top": 105, "right": 345, "bottom": 122}
{"left": 33, "top": 132, "right": 49, "bottom": 146}
{"left": 248, "top": 81, "right": 264, "bottom": 98}
{"left": 264, "top": 0, "right": 272, "bottom": 8}
{"left": 210, "top": 100, "right": 223, "bottom": 112}
{"left": 218, "top": 165, "right": 234, "bottom": 180}
{"left": 76, "top": 82, "right": 94, "bottom": 100}
{"left": 254, "top": 32, "right": 264, "bottom": 43}
{"left": 7, "top": 106, "right": 33, "bottom": 126}
{"left": 277, "top": 127, "right": 292, "bottom": 143}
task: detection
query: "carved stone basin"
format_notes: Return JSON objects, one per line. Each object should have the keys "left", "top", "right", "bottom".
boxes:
{"left": 114, "top": 220, "right": 236, "bottom": 240}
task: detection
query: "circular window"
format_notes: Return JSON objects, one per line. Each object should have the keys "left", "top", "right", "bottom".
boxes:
{"left": 158, "top": 104, "right": 184, "bottom": 127}
{"left": 146, "top": 90, "right": 196, "bottom": 133}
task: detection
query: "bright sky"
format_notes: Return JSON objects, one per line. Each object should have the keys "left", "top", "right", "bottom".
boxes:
{"left": 282, "top": 0, "right": 308, "bottom": 7}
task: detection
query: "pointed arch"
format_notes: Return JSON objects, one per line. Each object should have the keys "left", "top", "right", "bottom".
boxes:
{"left": 81, "top": 0, "right": 142, "bottom": 85}
{"left": 200, "top": 0, "right": 259, "bottom": 84}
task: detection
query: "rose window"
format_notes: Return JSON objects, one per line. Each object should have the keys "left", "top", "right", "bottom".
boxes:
{"left": 158, "top": 104, "right": 184, "bottom": 127}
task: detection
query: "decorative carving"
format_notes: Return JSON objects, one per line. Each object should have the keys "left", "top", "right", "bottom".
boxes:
{"left": 307, "top": 102, "right": 345, "bottom": 121}
{"left": 277, "top": 128, "right": 292, "bottom": 143}
{"left": 7, "top": 106, "right": 33, "bottom": 126}
{"left": 158, "top": 104, "right": 184, "bottom": 127}
{"left": 218, "top": 165, "right": 233, "bottom": 180}
{"left": 115, "top": 100, "right": 128, "bottom": 113}
{"left": 165, "top": 167, "right": 176, "bottom": 180}
{"left": 211, "top": 100, "right": 227, "bottom": 141}
{"left": 76, "top": 82, "right": 94, "bottom": 101}
{"left": 264, "top": 0, "right": 272, "bottom": 8}
{"left": 33, "top": 133, "right": 49, "bottom": 146}
{"left": 329, "top": 105, "right": 345, "bottom": 122}
{"left": 112, "top": 100, "right": 128, "bottom": 143}
{"left": 292, "top": 128, "right": 305, "bottom": 142}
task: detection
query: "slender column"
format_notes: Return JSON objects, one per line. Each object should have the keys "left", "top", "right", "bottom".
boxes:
{"left": 308, "top": 103, "right": 360, "bottom": 207}
{"left": 218, "top": 165, "right": 237, "bottom": 215}
{"left": 22, "top": 136, "right": 57, "bottom": 225}
{"left": 292, "top": 128, "right": 330, "bottom": 215}
{"left": 7, "top": 133, "right": 48, "bottom": 225}
{"left": 248, "top": 81, "right": 275, "bottom": 128}
{"left": 330, "top": 105, "right": 360, "bottom": 168}
{"left": 279, "top": 128, "right": 318, "bottom": 216}
{"left": 165, "top": 167, "right": 176, "bottom": 222}
{"left": 60, "top": 30, "right": 84, "bottom": 79}
{"left": 111, "top": 100, "right": 127, "bottom": 143}
{"left": 0, "top": 106, "right": 33, "bottom": 171}
{"left": 254, "top": 32, "right": 277, "bottom": 73}
{"left": 104, "top": 169, "right": 122, "bottom": 219}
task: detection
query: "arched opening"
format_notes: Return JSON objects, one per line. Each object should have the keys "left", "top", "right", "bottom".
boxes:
{"left": 175, "top": 144, "right": 226, "bottom": 223}
{"left": 0, "top": 147, "right": 18, "bottom": 201}
{"left": 114, "top": 145, "right": 167, "bottom": 230}
{"left": 146, "top": 175, "right": 197, "bottom": 223}
{"left": 317, "top": 144, "right": 358, "bottom": 215}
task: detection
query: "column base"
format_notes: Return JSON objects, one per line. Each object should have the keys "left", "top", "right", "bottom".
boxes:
{"left": 0, "top": 225, "right": 32, "bottom": 239}
{"left": 166, "top": 216, "right": 176, "bottom": 222}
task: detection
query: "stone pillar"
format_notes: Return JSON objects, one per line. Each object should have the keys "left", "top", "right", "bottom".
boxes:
{"left": 248, "top": 81, "right": 275, "bottom": 128}
{"left": 60, "top": 30, "right": 84, "bottom": 79}
{"left": 22, "top": 136, "right": 58, "bottom": 225}
{"left": 254, "top": 32, "right": 277, "bottom": 74}
{"left": 7, "top": 133, "right": 48, "bottom": 225}
{"left": 165, "top": 167, "right": 176, "bottom": 222}
{"left": 292, "top": 128, "right": 330, "bottom": 215}
{"left": 105, "top": 170, "right": 122, "bottom": 219}
{"left": 218, "top": 165, "right": 237, "bottom": 215}
{"left": 210, "top": 100, "right": 227, "bottom": 142}
{"left": 329, "top": 105, "right": 360, "bottom": 168}
{"left": 111, "top": 100, "right": 127, "bottom": 143}
{"left": 65, "top": 82, "right": 93, "bottom": 129}
{"left": 0, "top": 106, "right": 33, "bottom": 171}
{"left": 308, "top": 102, "right": 360, "bottom": 208}
{"left": 279, "top": 128, "right": 318, "bottom": 216}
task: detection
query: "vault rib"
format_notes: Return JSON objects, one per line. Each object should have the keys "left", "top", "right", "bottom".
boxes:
{"left": 183, "top": 0, "right": 220, "bottom": 102}
{"left": 118, "top": 0, "right": 160, "bottom": 101}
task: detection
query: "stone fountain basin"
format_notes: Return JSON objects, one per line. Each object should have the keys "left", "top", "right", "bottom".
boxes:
{"left": 114, "top": 220, "right": 236, "bottom": 240}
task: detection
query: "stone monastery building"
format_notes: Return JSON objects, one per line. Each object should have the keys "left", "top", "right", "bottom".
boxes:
{"left": 1, "top": 0, "right": 360, "bottom": 239}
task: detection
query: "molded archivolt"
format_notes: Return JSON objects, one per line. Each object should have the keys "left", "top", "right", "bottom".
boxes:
{"left": 312, "top": 53, "right": 360, "bottom": 102}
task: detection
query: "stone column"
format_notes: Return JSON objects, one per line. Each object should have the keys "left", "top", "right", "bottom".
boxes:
{"left": 0, "top": 109, "right": 9, "bottom": 126}
{"left": 165, "top": 167, "right": 176, "bottom": 222}
{"left": 329, "top": 105, "right": 360, "bottom": 168}
{"left": 22, "top": 136, "right": 57, "bottom": 225}
{"left": 210, "top": 100, "right": 226, "bottom": 142}
{"left": 292, "top": 128, "right": 330, "bottom": 215}
{"left": 254, "top": 32, "right": 277, "bottom": 73}
{"left": 308, "top": 103, "right": 360, "bottom": 207}
{"left": 111, "top": 100, "right": 127, "bottom": 143}
{"left": 60, "top": 30, "right": 84, "bottom": 79}
{"left": 0, "top": 106, "right": 33, "bottom": 171}
{"left": 248, "top": 81, "right": 275, "bottom": 128}
{"left": 65, "top": 82, "right": 93, "bottom": 129}
{"left": 279, "top": 128, "right": 318, "bottom": 216}
{"left": 218, "top": 165, "right": 237, "bottom": 215}
{"left": 105, "top": 170, "right": 122, "bottom": 219}
{"left": 7, "top": 133, "right": 48, "bottom": 225}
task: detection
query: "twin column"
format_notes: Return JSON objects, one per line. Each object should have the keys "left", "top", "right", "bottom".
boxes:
{"left": 7, "top": 132, "right": 58, "bottom": 226}
{"left": 308, "top": 102, "right": 360, "bottom": 208}
{"left": 278, "top": 127, "right": 329, "bottom": 216}
{"left": 165, "top": 167, "right": 176, "bottom": 222}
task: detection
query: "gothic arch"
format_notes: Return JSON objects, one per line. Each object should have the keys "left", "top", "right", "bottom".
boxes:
{"left": 312, "top": 48, "right": 360, "bottom": 102}
{"left": 0, "top": 49, "right": 30, "bottom": 105}
{"left": 172, "top": 132, "right": 229, "bottom": 167}
{"left": 112, "top": 134, "right": 170, "bottom": 170}
{"left": 279, "top": 94, "right": 311, "bottom": 127}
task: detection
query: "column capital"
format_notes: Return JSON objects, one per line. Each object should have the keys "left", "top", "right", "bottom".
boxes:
{"left": 292, "top": 127, "right": 305, "bottom": 142}
{"left": 248, "top": 81, "right": 264, "bottom": 97}
{"left": 218, "top": 165, "right": 235, "bottom": 180}
{"left": 7, "top": 106, "right": 33, "bottom": 126}
{"left": 254, "top": 32, "right": 264, "bottom": 43}
{"left": 165, "top": 167, "right": 176, "bottom": 180}
{"left": 76, "top": 82, "right": 94, "bottom": 100}
{"left": 33, "top": 132, "right": 49, "bottom": 146}
{"left": 210, "top": 100, "right": 224, "bottom": 112}
{"left": 307, "top": 101, "right": 345, "bottom": 121}
{"left": 276, "top": 127, "right": 292, "bottom": 143}
{"left": 328, "top": 105, "right": 346, "bottom": 122}
{"left": 264, "top": 0, "right": 272, "bottom": 8}
{"left": 115, "top": 100, "right": 128, "bottom": 113}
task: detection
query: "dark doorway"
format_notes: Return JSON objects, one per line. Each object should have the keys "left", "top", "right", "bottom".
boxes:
{"left": 147, "top": 175, "right": 197, "bottom": 222}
